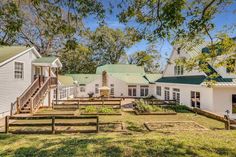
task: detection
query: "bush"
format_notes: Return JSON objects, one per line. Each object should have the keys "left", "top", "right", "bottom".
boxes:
{"left": 98, "top": 107, "right": 114, "bottom": 113}
{"left": 164, "top": 105, "right": 190, "bottom": 113}
{"left": 85, "top": 106, "right": 97, "bottom": 113}
{"left": 134, "top": 99, "right": 166, "bottom": 113}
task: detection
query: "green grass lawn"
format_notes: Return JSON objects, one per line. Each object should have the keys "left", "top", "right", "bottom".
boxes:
{"left": 0, "top": 131, "right": 236, "bottom": 157}
{"left": 1, "top": 110, "right": 236, "bottom": 156}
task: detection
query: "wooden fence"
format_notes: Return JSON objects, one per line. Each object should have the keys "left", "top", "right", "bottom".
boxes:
{"left": 53, "top": 98, "right": 122, "bottom": 109}
{"left": 5, "top": 115, "right": 99, "bottom": 134}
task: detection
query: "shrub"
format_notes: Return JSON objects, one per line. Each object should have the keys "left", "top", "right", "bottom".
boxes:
{"left": 134, "top": 99, "right": 165, "bottom": 113}
{"left": 164, "top": 105, "right": 191, "bottom": 113}
{"left": 84, "top": 106, "right": 97, "bottom": 113}
{"left": 98, "top": 106, "right": 114, "bottom": 113}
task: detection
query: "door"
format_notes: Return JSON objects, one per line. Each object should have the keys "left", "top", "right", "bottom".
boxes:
{"left": 232, "top": 94, "right": 236, "bottom": 114}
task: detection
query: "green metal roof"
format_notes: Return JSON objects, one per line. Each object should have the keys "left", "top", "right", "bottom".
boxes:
{"left": 145, "top": 74, "right": 162, "bottom": 83}
{"left": 156, "top": 75, "right": 234, "bottom": 85}
{"left": 33, "top": 56, "right": 57, "bottom": 64}
{"left": 110, "top": 73, "right": 149, "bottom": 84}
{"left": 66, "top": 74, "right": 101, "bottom": 85}
{"left": 96, "top": 64, "right": 145, "bottom": 74}
{"left": 58, "top": 75, "right": 74, "bottom": 86}
{"left": 156, "top": 75, "right": 206, "bottom": 85}
{"left": 0, "top": 46, "right": 30, "bottom": 63}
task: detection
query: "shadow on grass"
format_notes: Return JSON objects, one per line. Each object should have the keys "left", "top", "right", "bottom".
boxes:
{"left": 0, "top": 134, "right": 236, "bottom": 157}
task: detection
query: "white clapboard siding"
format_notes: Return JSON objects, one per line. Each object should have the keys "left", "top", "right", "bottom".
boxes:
{"left": 0, "top": 49, "right": 37, "bottom": 114}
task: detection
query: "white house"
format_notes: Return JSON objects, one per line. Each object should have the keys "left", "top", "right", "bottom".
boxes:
{"left": 63, "top": 64, "right": 161, "bottom": 98}
{"left": 0, "top": 46, "right": 62, "bottom": 116}
{"left": 154, "top": 44, "right": 236, "bottom": 118}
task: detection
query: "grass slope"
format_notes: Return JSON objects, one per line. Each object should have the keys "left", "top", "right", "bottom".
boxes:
{"left": 0, "top": 112, "right": 235, "bottom": 156}
{"left": 0, "top": 131, "right": 236, "bottom": 157}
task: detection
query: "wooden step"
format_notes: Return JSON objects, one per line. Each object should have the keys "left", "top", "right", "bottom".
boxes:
{"left": 230, "top": 125, "right": 236, "bottom": 130}
{"left": 20, "top": 110, "right": 30, "bottom": 113}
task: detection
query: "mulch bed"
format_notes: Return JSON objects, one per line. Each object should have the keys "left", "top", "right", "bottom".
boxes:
{"left": 144, "top": 121, "right": 208, "bottom": 131}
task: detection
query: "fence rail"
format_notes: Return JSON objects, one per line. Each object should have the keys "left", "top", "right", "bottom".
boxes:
{"left": 53, "top": 99, "right": 122, "bottom": 109}
{"left": 5, "top": 115, "right": 99, "bottom": 134}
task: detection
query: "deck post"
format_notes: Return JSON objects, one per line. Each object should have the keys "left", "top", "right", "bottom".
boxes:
{"left": 96, "top": 116, "right": 99, "bottom": 133}
{"left": 16, "top": 97, "right": 20, "bottom": 114}
{"left": 5, "top": 116, "right": 9, "bottom": 133}
{"left": 56, "top": 68, "right": 58, "bottom": 106}
{"left": 52, "top": 116, "right": 55, "bottom": 134}
{"left": 224, "top": 115, "right": 230, "bottom": 130}
{"left": 30, "top": 98, "right": 33, "bottom": 114}
{"left": 10, "top": 103, "right": 13, "bottom": 116}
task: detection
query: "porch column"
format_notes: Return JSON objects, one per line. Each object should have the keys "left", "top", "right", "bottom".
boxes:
{"left": 55, "top": 67, "right": 59, "bottom": 106}
{"left": 48, "top": 66, "right": 51, "bottom": 107}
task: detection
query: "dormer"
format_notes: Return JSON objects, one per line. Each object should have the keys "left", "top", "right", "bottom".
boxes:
{"left": 163, "top": 46, "right": 205, "bottom": 77}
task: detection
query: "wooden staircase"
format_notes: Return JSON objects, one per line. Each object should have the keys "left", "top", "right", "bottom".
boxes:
{"left": 19, "top": 88, "right": 40, "bottom": 114}
{"left": 16, "top": 76, "right": 57, "bottom": 114}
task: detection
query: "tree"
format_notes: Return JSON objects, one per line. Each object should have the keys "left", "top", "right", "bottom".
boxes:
{"left": 0, "top": 2, "right": 22, "bottom": 45}
{"left": 0, "top": 0, "right": 105, "bottom": 54}
{"left": 128, "top": 50, "right": 161, "bottom": 73}
{"left": 60, "top": 44, "right": 96, "bottom": 74}
{"left": 88, "top": 26, "right": 141, "bottom": 65}
{"left": 118, "top": 0, "right": 236, "bottom": 83}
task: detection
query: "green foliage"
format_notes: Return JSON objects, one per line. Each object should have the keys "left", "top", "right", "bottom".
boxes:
{"left": 89, "top": 26, "right": 141, "bottom": 65}
{"left": 164, "top": 105, "right": 191, "bottom": 113}
{"left": 84, "top": 106, "right": 116, "bottom": 114}
{"left": 0, "top": 0, "right": 105, "bottom": 54}
{"left": 134, "top": 99, "right": 170, "bottom": 113}
{"left": 0, "top": 2, "right": 22, "bottom": 45}
{"left": 98, "top": 107, "right": 115, "bottom": 114}
{"left": 84, "top": 106, "right": 97, "bottom": 113}
{"left": 60, "top": 44, "right": 96, "bottom": 74}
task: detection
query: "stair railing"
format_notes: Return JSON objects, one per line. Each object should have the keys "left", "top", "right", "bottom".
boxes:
{"left": 31, "top": 77, "right": 51, "bottom": 113}
{"left": 17, "top": 77, "right": 40, "bottom": 113}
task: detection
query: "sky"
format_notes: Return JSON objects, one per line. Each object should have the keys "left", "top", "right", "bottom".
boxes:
{"left": 84, "top": 1, "right": 236, "bottom": 67}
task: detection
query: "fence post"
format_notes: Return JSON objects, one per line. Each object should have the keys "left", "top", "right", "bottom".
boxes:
{"left": 96, "top": 116, "right": 99, "bottom": 133}
{"left": 10, "top": 103, "right": 13, "bottom": 116}
{"left": 52, "top": 116, "right": 55, "bottom": 134}
{"left": 5, "top": 116, "right": 9, "bottom": 133}
{"left": 16, "top": 97, "right": 20, "bottom": 114}
{"left": 224, "top": 115, "right": 230, "bottom": 130}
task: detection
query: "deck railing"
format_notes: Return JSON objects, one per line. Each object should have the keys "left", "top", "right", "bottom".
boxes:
{"left": 31, "top": 77, "right": 51, "bottom": 113}
{"left": 17, "top": 77, "right": 40, "bottom": 113}
{"left": 50, "top": 77, "right": 57, "bottom": 86}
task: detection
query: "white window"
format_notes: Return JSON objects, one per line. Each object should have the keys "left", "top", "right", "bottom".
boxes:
{"left": 60, "top": 88, "right": 67, "bottom": 99}
{"left": 110, "top": 84, "right": 114, "bottom": 96}
{"left": 95, "top": 84, "right": 99, "bottom": 94}
{"left": 69, "top": 87, "right": 74, "bottom": 96}
{"left": 173, "top": 88, "right": 180, "bottom": 103}
{"left": 164, "top": 87, "right": 170, "bottom": 100}
{"left": 156, "top": 86, "right": 161, "bottom": 96}
{"left": 191, "top": 91, "right": 200, "bottom": 108}
{"left": 140, "top": 85, "right": 149, "bottom": 97}
{"left": 53, "top": 89, "right": 57, "bottom": 100}
{"left": 80, "top": 84, "right": 86, "bottom": 92}
{"left": 174, "top": 65, "right": 184, "bottom": 75}
{"left": 14, "top": 62, "right": 24, "bottom": 79}
{"left": 128, "top": 85, "right": 137, "bottom": 97}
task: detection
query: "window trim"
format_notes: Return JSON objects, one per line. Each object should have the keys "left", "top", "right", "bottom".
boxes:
{"left": 14, "top": 61, "right": 24, "bottom": 80}
{"left": 156, "top": 86, "right": 162, "bottom": 96}
{"left": 140, "top": 85, "right": 149, "bottom": 97}
{"left": 174, "top": 65, "right": 184, "bottom": 76}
